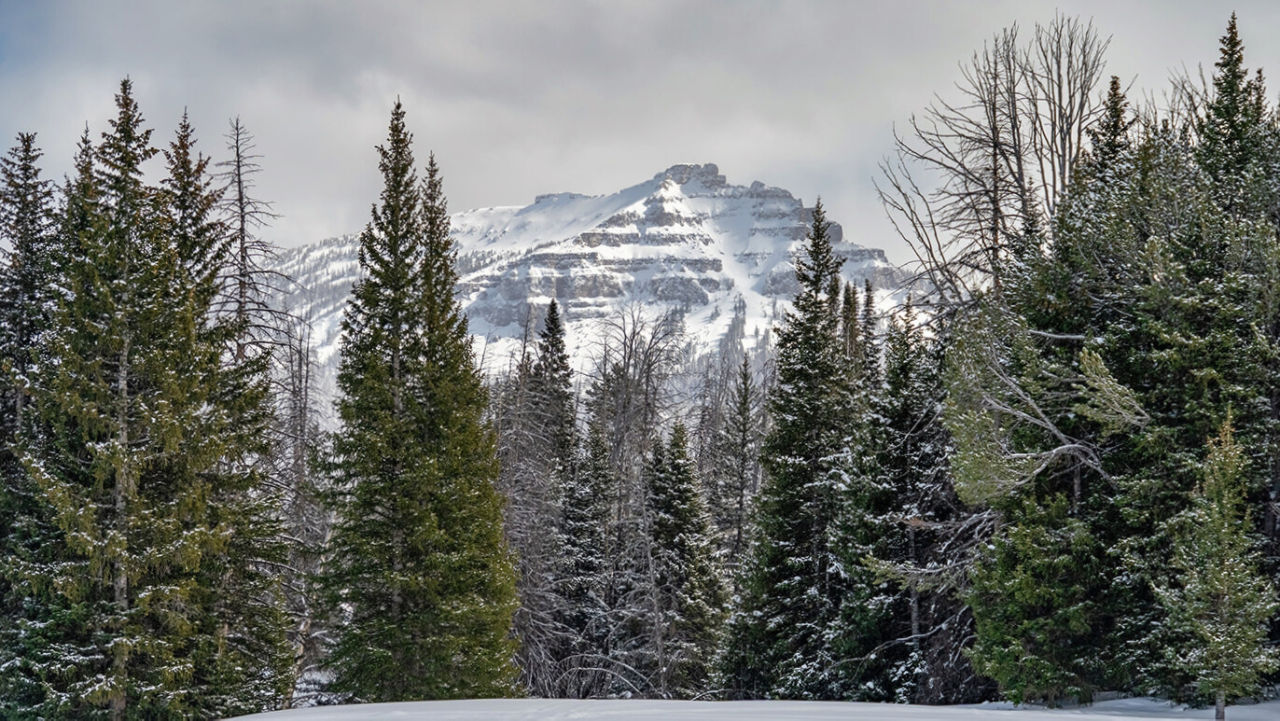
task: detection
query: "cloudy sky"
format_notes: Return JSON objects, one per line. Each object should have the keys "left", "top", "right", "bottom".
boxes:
{"left": 3, "top": 1, "right": 1280, "bottom": 263}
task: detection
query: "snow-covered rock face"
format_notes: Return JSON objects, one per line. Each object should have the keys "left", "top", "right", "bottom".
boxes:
{"left": 271, "top": 163, "right": 907, "bottom": 390}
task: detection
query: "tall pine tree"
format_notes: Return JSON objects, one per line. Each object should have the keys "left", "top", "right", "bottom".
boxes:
{"left": 162, "top": 112, "right": 293, "bottom": 715}
{"left": 638, "top": 424, "right": 726, "bottom": 698}
{"left": 321, "top": 101, "right": 518, "bottom": 701}
{"left": 0, "top": 130, "right": 58, "bottom": 716}
{"left": 8, "top": 79, "right": 290, "bottom": 719}
{"left": 722, "top": 201, "right": 854, "bottom": 699}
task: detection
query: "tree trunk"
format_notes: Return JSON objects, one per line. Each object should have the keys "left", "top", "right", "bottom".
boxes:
{"left": 1072, "top": 466, "right": 1082, "bottom": 514}
{"left": 908, "top": 525, "right": 921, "bottom": 642}
{"left": 111, "top": 336, "right": 131, "bottom": 721}
{"left": 1216, "top": 689, "right": 1226, "bottom": 721}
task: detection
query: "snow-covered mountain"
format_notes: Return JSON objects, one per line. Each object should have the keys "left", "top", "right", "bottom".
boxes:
{"left": 271, "top": 162, "right": 908, "bottom": 394}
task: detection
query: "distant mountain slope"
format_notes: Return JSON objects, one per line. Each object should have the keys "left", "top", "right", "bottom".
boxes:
{"left": 271, "top": 163, "right": 909, "bottom": 402}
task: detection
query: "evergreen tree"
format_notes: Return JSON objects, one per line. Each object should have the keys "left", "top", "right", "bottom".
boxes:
{"left": 639, "top": 424, "right": 726, "bottom": 697}
{"left": 723, "top": 201, "right": 853, "bottom": 699}
{"left": 1089, "top": 77, "right": 1133, "bottom": 170}
{"left": 840, "top": 281, "right": 860, "bottom": 363}
{"left": 715, "top": 354, "right": 761, "bottom": 588}
{"left": 321, "top": 101, "right": 518, "bottom": 701}
{"left": 950, "top": 18, "right": 1280, "bottom": 702}
{"left": 1156, "top": 419, "right": 1279, "bottom": 720}
{"left": 551, "top": 425, "right": 614, "bottom": 697}
{"left": 827, "top": 278, "right": 897, "bottom": 702}
{"left": 878, "top": 12, "right": 1280, "bottom": 706}
{"left": 967, "top": 495, "right": 1106, "bottom": 705}
{"left": 496, "top": 299, "right": 577, "bottom": 695}
{"left": 859, "top": 279, "right": 879, "bottom": 387}
{"left": 7, "top": 78, "right": 289, "bottom": 719}
{"left": 162, "top": 112, "right": 293, "bottom": 715}
{"left": 858, "top": 299, "right": 982, "bottom": 703}
{"left": 531, "top": 300, "right": 575, "bottom": 466}
{"left": 577, "top": 308, "right": 684, "bottom": 696}
{"left": 1196, "top": 13, "right": 1270, "bottom": 218}
{"left": 0, "top": 130, "right": 57, "bottom": 715}
{"left": 0, "top": 132, "right": 57, "bottom": 425}
{"left": 873, "top": 307, "right": 990, "bottom": 703}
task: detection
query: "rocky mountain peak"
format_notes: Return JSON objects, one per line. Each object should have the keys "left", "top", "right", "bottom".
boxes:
{"left": 271, "top": 164, "right": 908, "bottom": 408}
{"left": 652, "top": 162, "right": 727, "bottom": 189}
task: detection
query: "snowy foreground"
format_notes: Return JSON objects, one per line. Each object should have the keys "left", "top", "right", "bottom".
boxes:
{"left": 233, "top": 697, "right": 1280, "bottom": 721}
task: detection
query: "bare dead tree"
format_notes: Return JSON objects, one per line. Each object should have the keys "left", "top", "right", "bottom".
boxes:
{"left": 588, "top": 306, "right": 686, "bottom": 489}
{"left": 273, "top": 313, "right": 336, "bottom": 707}
{"left": 579, "top": 306, "right": 686, "bottom": 698}
{"left": 880, "top": 16, "right": 1109, "bottom": 309}
{"left": 1024, "top": 14, "right": 1111, "bottom": 219}
{"left": 216, "top": 117, "right": 293, "bottom": 359}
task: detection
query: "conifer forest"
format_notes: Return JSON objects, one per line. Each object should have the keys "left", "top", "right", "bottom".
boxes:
{"left": 3, "top": 10, "right": 1280, "bottom": 721}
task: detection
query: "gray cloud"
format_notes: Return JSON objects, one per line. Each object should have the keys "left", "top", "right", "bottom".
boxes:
{"left": 4, "top": 0, "right": 1280, "bottom": 263}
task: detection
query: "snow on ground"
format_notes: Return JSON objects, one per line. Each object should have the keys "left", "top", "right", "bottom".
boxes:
{"left": 232, "top": 697, "right": 1280, "bottom": 721}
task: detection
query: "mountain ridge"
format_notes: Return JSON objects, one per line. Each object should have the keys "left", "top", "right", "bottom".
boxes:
{"left": 270, "top": 163, "right": 909, "bottom": 404}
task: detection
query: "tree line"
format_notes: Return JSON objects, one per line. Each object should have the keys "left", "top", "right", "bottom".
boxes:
{"left": 491, "top": 13, "right": 1280, "bottom": 715}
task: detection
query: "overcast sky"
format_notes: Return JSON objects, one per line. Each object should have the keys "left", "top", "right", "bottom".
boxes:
{"left": 4, "top": 1, "right": 1280, "bottom": 264}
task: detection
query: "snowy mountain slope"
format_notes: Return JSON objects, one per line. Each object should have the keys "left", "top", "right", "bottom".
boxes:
{"left": 271, "top": 163, "right": 909, "bottom": 402}
{"left": 233, "top": 696, "right": 1280, "bottom": 721}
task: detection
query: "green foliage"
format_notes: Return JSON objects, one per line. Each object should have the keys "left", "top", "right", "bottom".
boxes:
{"left": 1071, "top": 348, "right": 1148, "bottom": 438}
{"left": 967, "top": 496, "right": 1106, "bottom": 705}
{"left": 0, "top": 130, "right": 59, "bottom": 717}
{"left": 1155, "top": 419, "right": 1279, "bottom": 708}
{"left": 942, "top": 303, "right": 1040, "bottom": 508}
{"left": 637, "top": 424, "right": 727, "bottom": 697}
{"left": 551, "top": 424, "right": 614, "bottom": 698}
{"left": 949, "top": 15, "right": 1280, "bottom": 706}
{"left": 715, "top": 354, "right": 761, "bottom": 587}
{"left": 2, "top": 79, "right": 291, "bottom": 719}
{"left": 723, "top": 201, "right": 855, "bottom": 699}
{"left": 321, "top": 101, "right": 518, "bottom": 702}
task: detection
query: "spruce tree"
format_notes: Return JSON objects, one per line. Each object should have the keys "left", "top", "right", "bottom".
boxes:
{"left": 552, "top": 424, "right": 615, "bottom": 697}
{"left": 322, "top": 101, "right": 518, "bottom": 701}
{"left": 6, "top": 78, "right": 290, "bottom": 719}
{"left": 952, "top": 18, "right": 1280, "bottom": 701}
{"left": 827, "top": 278, "right": 895, "bottom": 702}
{"left": 1196, "top": 13, "right": 1269, "bottom": 217}
{"left": 0, "top": 132, "right": 56, "bottom": 424}
{"left": 866, "top": 304, "right": 987, "bottom": 703}
{"left": 1156, "top": 419, "right": 1279, "bottom": 720}
{"left": 496, "top": 299, "right": 576, "bottom": 695}
{"left": 840, "top": 281, "right": 860, "bottom": 363}
{"left": 716, "top": 354, "right": 761, "bottom": 588}
{"left": 0, "top": 131, "right": 57, "bottom": 716}
{"left": 967, "top": 494, "right": 1106, "bottom": 705}
{"left": 723, "top": 201, "right": 853, "bottom": 699}
{"left": 28, "top": 81, "right": 197, "bottom": 717}
{"left": 531, "top": 299, "right": 575, "bottom": 466}
{"left": 640, "top": 424, "right": 726, "bottom": 697}
{"left": 1, "top": 131, "right": 103, "bottom": 718}
{"left": 1089, "top": 77, "right": 1133, "bottom": 170}
{"left": 859, "top": 299, "right": 966, "bottom": 702}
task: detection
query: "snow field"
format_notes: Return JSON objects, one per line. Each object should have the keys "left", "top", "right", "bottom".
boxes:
{"left": 233, "top": 696, "right": 1280, "bottom": 721}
